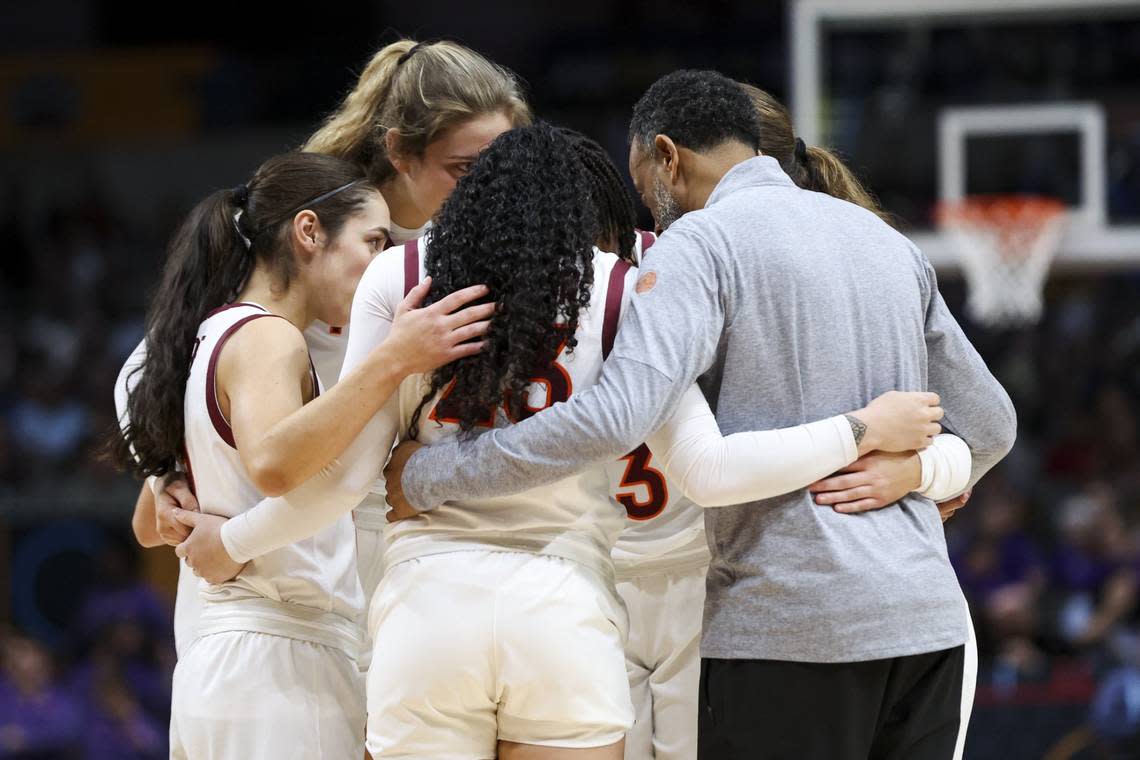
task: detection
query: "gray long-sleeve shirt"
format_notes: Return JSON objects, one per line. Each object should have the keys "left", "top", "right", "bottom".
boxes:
{"left": 403, "top": 156, "right": 1017, "bottom": 662}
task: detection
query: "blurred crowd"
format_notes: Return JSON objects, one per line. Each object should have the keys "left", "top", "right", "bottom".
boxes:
{"left": 942, "top": 274, "right": 1140, "bottom": 750}
{"left": 0, "top": 185, "right": 174, "bottom": 758}
{"left": 0, "top": 535, "right": 172, "bottom": 759}
{"left": 0, "top": 183, "right": 161, "bottom": 496}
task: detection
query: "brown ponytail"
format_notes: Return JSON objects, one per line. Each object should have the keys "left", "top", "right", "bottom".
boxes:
{"left": 739, "top": 82, "right": 894, "bottom": 227}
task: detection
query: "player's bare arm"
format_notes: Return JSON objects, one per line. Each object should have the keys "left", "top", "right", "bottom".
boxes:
{"left": 130, "top": 482, "right": 163, "bottom": 548}
{"left": 213, "top": 283, "right": 491, "bottom": 498}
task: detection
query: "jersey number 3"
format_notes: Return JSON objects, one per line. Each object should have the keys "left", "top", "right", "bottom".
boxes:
{"left": 430, "top": 351, "right": 668, "bottom": 521}
{"left": 616, "top": 444, "right": 668, "bottom": 521}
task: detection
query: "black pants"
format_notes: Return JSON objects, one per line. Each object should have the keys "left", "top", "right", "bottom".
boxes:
{"left": 698, "top": 646, "right": 966, "bottom": 760}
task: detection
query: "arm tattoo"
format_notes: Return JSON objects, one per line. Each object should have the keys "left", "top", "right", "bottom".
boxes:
{"left": 845, "top": 414, "right": 867, "bottom": 446}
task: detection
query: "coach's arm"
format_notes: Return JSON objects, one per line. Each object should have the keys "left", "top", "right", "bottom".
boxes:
{"left": 399, "top": 227, "right": 720, "bottom": 510}
{"left": 919, "top": 250, "right": 1017, "bottom": 489}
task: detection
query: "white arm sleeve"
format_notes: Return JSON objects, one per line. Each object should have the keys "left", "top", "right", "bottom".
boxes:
{"left": 916, "top": 433, "right": 972, "bottom": 502}
{"left": 220, "top": 252, "right": 406, "bottom": 563}
{"left": 644, "top": 385, "right": 859, "bottom": 507}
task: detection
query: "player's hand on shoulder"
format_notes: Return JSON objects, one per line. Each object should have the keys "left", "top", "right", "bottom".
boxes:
{"left": 809, "top": 450, "right": 922, "bottom": 514}
{"left": 156, "top": 474, "right": 199, "bottom": 546}
{"left": 173, "top": 510, "right": 246, "bottom": 584}
{"left": 384, "top": 277, "right": 495, "bottom": 375}
{"left": 384, "top": 439, "right": 425, "bottom": 522}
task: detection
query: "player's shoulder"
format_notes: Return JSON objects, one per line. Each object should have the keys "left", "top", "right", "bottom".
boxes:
{"left": 591, "top": 246, "right": 639, "bottom": 285}
{"left": 632, "top": 229, "right": 657, "bottom": 263}
{"left": 213, "top": 315, "right": 309, "bottom": 396}
{"left": 366, "top": 237, "right": 417, "bottom": 278}
{"left": 588, "top": 247, "right": 640, "bottom": 324}
{"left": 361, "top": 234, "right": 428, "bottom": 304}
{"left": 225, "top": 311, "right": 306, "bottom": 354}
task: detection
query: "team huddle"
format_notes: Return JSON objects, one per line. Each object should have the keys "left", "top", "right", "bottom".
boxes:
{"left": 112, "top": 38, "right": 1015, "bottom": 760}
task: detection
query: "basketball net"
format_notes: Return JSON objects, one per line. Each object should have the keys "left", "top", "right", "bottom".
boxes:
{"left": 937, "top": 195, "right": 1067, "bottom": 327}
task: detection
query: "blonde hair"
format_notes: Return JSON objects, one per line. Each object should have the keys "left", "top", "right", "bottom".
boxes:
{"left": 739, "top": 83, "right": 893, "bottom": 226}
{"left": 304, "top": 39, "right": 532, "bottom": 183}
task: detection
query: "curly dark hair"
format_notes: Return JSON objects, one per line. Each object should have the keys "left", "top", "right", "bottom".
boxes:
{"left": 556, "top": 127, "right": 638, "bottom": 264}
{"left": 629, "top": 69, "right": 760, "bottom": 155}
{"left": 408, "top": 123, "right": 600, "bottom": 437}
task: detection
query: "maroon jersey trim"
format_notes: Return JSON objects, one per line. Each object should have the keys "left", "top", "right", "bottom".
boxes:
{"left": 602, "top": 260, "right": 632, "bottom": 360}
{"left": 308, "top": 357, "right": 321, "bottom": 399}
{"left": 403, "top": 238, "right": 421, "bottom": 297}
{"left": 205, "top": 313, "right": 288, "bottom": 449}
{"left": 204, "top": 301, "right": 268, "bottom": 320}
{"left": 181, "top": 442, "right": 197, "bottom": 497}
{"left": 638, "top": 229, "right": 656, "bottom": 257}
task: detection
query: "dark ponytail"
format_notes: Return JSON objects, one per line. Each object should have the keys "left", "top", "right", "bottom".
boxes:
{"left": 112, "top": 152, "right": 377, "bottom": 477}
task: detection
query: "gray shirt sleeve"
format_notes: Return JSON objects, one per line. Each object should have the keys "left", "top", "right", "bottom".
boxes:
{"left": 403, "top": 227, "right": 726, "bottom": 509}
{"left": 919, "top": 251, "right": 1018, "bottom": 487}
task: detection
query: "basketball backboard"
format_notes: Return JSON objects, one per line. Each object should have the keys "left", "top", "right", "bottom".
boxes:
{"left": 790, "top": 0, "right": 1140, "bottom": 269}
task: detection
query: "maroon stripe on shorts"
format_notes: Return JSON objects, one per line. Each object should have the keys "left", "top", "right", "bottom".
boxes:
{"left": 602, "top": 260, "right": 631, "bottom": 360}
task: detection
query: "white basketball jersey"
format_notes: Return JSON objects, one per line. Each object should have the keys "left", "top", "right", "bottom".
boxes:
{"left": 608, "top": 231, "right": 710, "bottom": 575}
{"left": 351, "top": 222, "right": 433, "bottom": 531}
{"left": 304, "top": 320, "right": 348, "bottom": 391}
{"left": 380, "top": 237, "right": 637, "bottom": 579}
{"left": 183, "top": 302, "right": 362, "bottom": 623}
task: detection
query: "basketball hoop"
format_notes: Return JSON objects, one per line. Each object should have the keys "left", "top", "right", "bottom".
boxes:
{"left": 937, "top": 195, "right": 1067, "bottom": 327}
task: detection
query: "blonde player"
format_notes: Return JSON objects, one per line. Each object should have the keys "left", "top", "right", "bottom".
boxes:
{"left": 177, "top": 124, "right": 953, "bottom": 760}
{"left": 301, "top": 36, "right": 531, "bottom": 623}
{"left": 111, "top": 151, "right": 491, "bottom": 759}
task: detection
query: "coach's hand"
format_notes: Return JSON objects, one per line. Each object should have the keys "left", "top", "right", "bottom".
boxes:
{"left": 156, "top": 474, "right": 199, "bottom": 546}
{"left": 173, "top": 510, "right": 246, "bottom": 584}
{"left": 937, "top": 489, "right": 972, "bottom": 522}
{"left": 384, "top": 440, "right": 426, "bottom": 523}
{"left": 852, "top": 391, "right": 943, "bottom": 455}
{"left": 810, "top": 450, "right": 921, "bottom": 514}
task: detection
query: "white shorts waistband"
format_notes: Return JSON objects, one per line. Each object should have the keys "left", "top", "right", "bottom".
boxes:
{"left": 353, "top": 507, "right": 389, "bottom": 532}
{"left": 195, "top": 597, "right": 363, "bottom": 656}
{"left": 383, "top": 535, "right": 615, "bottom": 586}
